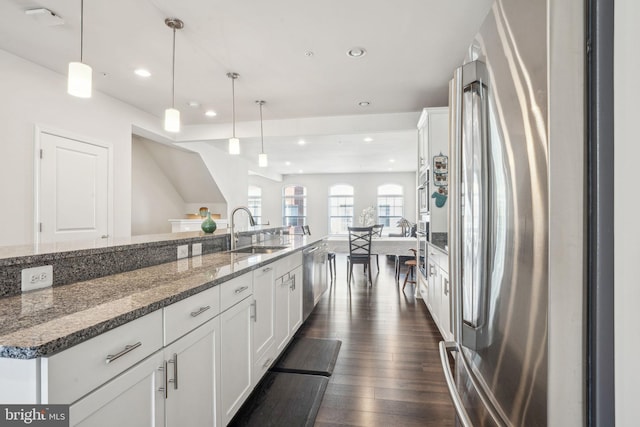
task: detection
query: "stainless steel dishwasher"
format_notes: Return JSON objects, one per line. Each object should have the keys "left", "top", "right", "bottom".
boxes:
{"left": 302, "top": 243, "right": 328, "bottom": 321}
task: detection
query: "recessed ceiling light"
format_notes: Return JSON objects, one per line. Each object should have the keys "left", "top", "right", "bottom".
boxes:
{"left": 298, "top": 139, "right": 306, "bottom": 145}
{"left": 285, "top": 161, "right": 291, "bottom": 166}
{"left": 188, "top": 101, "right": 200, "bottom": 108}
{"left": 389, "top": 158, "right": 396, "bottom": 163}
{"left": 358, "top": 101, "right": 370, "bottom": 107}
{"left": 364, "top": 137, "right": 373, "bottom": 142}
{"left": 205, "top": 110, "right": 217, "bottom": 117}
{"left": 298, "top": 169, "right": 304, "bottom": 174}
{"left": 134, "top": 68, "right": 151, "bottom": 78}
{"left": 347, "top": 47, "right": 367, "bottom": 58}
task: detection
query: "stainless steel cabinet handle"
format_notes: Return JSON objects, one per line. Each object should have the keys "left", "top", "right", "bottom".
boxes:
{"left": 105, "top": 342, "right": 142, "bottom": 364}
{"left": 190, "top": 305, "right": 211, "bottom": 317}
{"left": 444, "top": 277, "right": 449, "bottom": 296}
{"left": 439, "top": 342, "right": 472, "bottom": 427}
{"left": 168, "top": 353, "right": 178, "bottom": 390}
{"left": 262, "top": 358, "right": 273, "bottom": 368}
{"left": 262, "top": 267, "right": 273, "bottom": 273}
{"left": 234, "top": 285, "right": 249, "bottom": 294}
{"left": 305, "top": 247, "right": 319, "bottom": 254}
{"left": 251, "top": 300, "right": 257, "bottom": 322}
{"left": 158, "top": 361, "right": 168, "bottom": 398}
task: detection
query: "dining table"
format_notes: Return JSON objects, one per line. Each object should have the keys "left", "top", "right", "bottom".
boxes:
{"left": 323, "top": 235, "right": 417, "bottom": 255}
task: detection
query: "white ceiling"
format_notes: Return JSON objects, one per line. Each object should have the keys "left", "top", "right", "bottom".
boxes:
{"left": 0, "top": 0, "right": 493, "bottom": 175}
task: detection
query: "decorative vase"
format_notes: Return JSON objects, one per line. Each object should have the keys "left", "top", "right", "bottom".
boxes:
{"left": 201, "top": 212, "right": 217, "bottom": 234}
{"left": 199, "top": 207, "right": 209, "bottom": 218}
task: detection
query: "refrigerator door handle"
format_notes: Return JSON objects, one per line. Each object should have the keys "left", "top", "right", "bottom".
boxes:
{"left": 439, "top": 341, "right": 473, "bottom": 427}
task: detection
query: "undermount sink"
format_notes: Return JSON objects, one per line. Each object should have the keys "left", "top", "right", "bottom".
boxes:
{"left": 229, "top": 245, "right": 289, "bottom": 254}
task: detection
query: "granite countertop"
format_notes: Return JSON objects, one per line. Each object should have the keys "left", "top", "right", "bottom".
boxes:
{"left": 0, "top": 236, "right": 319, "bottom": 360}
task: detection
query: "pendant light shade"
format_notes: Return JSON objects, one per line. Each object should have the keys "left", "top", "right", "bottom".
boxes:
{"left": 68, "top": 0, "right": 92, "bottom": 98}
{"left": 258, "top": 153, "right": 268, "bottom": 168}
{"left": 227, "top": 73, "right": 240, "bottom": 154}
{"left": 256, "top": 100, "right": 268, "bottom": 167}
{"left": 164, "top": 108, "right": 180, "bottom": 133}
{"left": 68, "top": 61, "right": 92, "bottom": 98}
{"left": 164, "top": 18, "right": 184, "bottom": 133}
{"left": 229, "top": 137, "right": 240, "bottom": 155}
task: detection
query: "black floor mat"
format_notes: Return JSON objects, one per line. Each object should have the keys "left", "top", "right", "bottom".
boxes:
{"left": 272, "top": 337, "right": 342, "bottom": 376}
{"left": 229, "top": 372, "right": 328, "bottom": 427}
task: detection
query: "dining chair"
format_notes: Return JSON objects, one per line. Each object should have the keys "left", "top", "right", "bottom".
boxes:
{"left": 347, "top": 226, "right": 374, "bottom": 286}
{"left": 370, "top": 224, "right": 384, "bottom": 270}
{"left": 401, "top": 248, "right": 418, "bottom": 290}
{"left": 303, "top": 225, "right": 311, "bottom": 235}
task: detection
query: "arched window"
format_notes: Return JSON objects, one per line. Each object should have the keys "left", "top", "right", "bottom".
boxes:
{"left": 328, "top": 184, "right": 354, "bottom": 235}
{"left": 377, "top": 184, "right": 404, "bottom": 233}
{"left": 248, "top": 186, "right": 262, "bottom": 224}
{"left": 282, "top": 185, "right": 306, "bottom": 226}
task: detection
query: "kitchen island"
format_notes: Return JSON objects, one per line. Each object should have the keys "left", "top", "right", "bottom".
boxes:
{"left": 0, "top": 232, "right": 322, "bottom": 426}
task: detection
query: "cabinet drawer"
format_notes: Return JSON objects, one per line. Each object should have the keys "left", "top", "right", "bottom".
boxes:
{"left": 164, "top": 285, "right": 221, "bottom": 345}
{"left": 252, "top": 343, "right": 276, "bottom": 386}
{"left": 220, "top": 273, "right": 253, "bottom": 312}
{"left": 42, "top": 309, "right": 163, "bottom": 404}
{"left": 274, "top": 252, "right": 302, "bottom": 277}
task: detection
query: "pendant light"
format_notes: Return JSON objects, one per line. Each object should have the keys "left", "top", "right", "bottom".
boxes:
{"left": 256, "top": 100, "right": 268, "bottom": 167}
{"left": 164, "top": 18, "right": 184, "bottom": 133}
{"left": 227, "top": 72, "right": 240, "bottom": 154}
{"left": 67, "top": 0, "right": 92, "bottom": 98}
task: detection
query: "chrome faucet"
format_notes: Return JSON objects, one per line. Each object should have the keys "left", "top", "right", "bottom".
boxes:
{"left": 230, "top": 206, "right": 256, "bottom": 250}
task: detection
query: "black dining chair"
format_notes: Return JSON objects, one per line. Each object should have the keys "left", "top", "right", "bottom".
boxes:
{"left": 370, "top": 224, "right": 384, "bottom": 271}
{"left": 347, "top": 226, "right": 374, "bottom": 286}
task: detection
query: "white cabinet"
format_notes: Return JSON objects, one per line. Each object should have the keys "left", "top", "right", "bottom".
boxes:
{"left": 425, "top": 243, "right": 452, "bottom": 341}
{"left": 164, "top": 318, "right": 221, "bottom": 427}
{"left": 69, "top": 351, "right": 165, "bottom": 427}
{"left": 42, "top": 310, "right": 164, "bottom": 405}
{"left": 275, "top": 264, "right": 303, "bottom": 354}
{"left": 439, "top": 268, "right": 452, "bottom": 341}
{"left": 252, "top": 265, "right": 276, "bottom": 385}
{"left": 220, "top": 295, "right": 253, "bottom": 425}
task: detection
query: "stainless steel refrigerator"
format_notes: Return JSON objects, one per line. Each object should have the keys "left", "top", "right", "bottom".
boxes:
{"left": 441, "top": 1, "right": 549, "bottom": 425}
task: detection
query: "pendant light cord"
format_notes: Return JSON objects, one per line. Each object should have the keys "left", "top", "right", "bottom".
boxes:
{"left": 259, "top": 102, "right": 264, "bottom": 153}
{"left": 231, "top": 77, "right": 236, "bottom": 138}
{"left": 171, "top": 27, "right": 176, "bottom": 109}
{"left": 80, "top": 0, "right": 84, "bottom": 62}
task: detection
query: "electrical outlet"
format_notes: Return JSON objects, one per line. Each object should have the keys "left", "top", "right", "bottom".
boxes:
{"left": 177, "top": 245, "right": 189, "bottom": 259}
{"left": 192, "top": 243, "right": 202, "bottom": 257}
{"left": 21, "top": 265, "right": 53, "bottom": 292}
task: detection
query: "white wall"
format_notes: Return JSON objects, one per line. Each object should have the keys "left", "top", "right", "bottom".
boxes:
{"left": 0, "top": 49, "right": 170, "bottom": 246}
{"left": 249, "top": 172, "right": 416, "bottom": 237}
{"left": 615, "top": 1, "right": 640, "bottom": 425}
{"left": 131, "top": 139, "right": 186, "bottom": 235}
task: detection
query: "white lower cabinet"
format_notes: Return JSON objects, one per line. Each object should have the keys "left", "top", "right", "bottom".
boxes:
{"left": 425, "top": 243, "right": 452, "bottom": 341}
{"left": 252, "top": 265, "right": 276, "bottom": 385}
{"left": 69, "top": 351, "right": 165, "bottom": 427}
{"left": 274, "top": 264, "right": 303, "bottom": 354}
{"left": 440, "top": 268, "right": 452, "bottom": 341}
{"left": 220, "top": 296, "right": 253, "bottom": 425}
{"left": 164, "top": 318, "right": 221, "bottom": 427}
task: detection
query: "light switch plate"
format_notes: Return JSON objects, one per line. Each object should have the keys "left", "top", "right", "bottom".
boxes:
{"left": 177, "top": 245, "right": 188, "bottom": 259}
{"left": 192, "top": 243, "right": 202, "bottom": 256}
{"left": 21, "top": 265, "right": 53, "bottom": 292}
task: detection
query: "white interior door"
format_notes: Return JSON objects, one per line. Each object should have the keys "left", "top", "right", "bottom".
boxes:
{"left": 38, "top": 131, "right": 109, "bottom": 244}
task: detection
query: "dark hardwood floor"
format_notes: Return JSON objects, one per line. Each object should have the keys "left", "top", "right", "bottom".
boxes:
{"left": 297, "top": 254, "right": 455, "bottom": 427}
